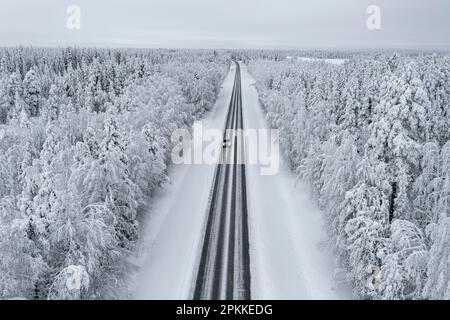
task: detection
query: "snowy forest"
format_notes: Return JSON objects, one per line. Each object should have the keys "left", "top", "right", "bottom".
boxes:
{"left": 1, "top": 47, "right": 450, "bottom": 300}
{"left": 247, "top": 52, "right": 450, "bottom": 299}
{"left": 0, "top": 47, "right": 228, "bottom": 299}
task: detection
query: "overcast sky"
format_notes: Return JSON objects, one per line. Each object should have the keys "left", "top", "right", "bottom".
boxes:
{"left": 0, "top": 0, "right": 449, "bottom": 49}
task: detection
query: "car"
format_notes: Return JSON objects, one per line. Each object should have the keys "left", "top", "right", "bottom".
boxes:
{"left": 223, "top": 138, "right": 231, "bottom": 148}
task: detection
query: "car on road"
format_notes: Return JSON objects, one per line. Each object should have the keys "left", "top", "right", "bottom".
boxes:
{"left": 223, "top": 138, "right": 231, "bottom": 148}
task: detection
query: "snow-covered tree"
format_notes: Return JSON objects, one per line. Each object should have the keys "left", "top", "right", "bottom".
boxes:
{"left": 22, "top": 68, "right": 41, "bottom": 117}
{"left": 0, "top": 47, "right": 229, "bottom": 299}
{"left": 246, "top": 52, "right": 450, "bottom": 299}
{"left": 0, "top": 196, "right": 46, "bottom": 299}
{"left": 377, "top": 219, "right": 428, "bottom": 300}
{"left": 42, "top": 84, "right": 59, "bottom": 123}
{"left": 423, "top": 213, "right": 450, "bottom": 299}
{"left": 84, "top": 117, "right": 140, "bottom": 248}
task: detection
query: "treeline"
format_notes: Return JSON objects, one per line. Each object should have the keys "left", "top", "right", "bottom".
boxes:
{"left": 0, "top": 47, "right": 229, "bottom": 299}
{"left": 248, "top": 52, "right": 450, "bottom": 299}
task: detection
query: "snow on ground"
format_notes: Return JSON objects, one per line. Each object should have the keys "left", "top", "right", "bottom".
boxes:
{"left": 131, "top": 61, "right": 348, "bottom": 300}
{"left": 131, "top": 63, "right": 237, "bottom": 300}
{"left": 296, "top": 57, "right": 347, "bottom": 65}
{"left": 239, "top": 62, "right": 348, "bottom": 299}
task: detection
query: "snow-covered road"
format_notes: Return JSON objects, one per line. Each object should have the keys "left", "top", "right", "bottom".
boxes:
{"left": 132, "top": 62, "right": 347, "bottom": 300}
{"left": 193, "top": 62, "right": 251, "bottom": 300}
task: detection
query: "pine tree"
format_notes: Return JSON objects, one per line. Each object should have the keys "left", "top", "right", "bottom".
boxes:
{"left": 378, "top": 219, "right": 428, "bottom": 299}
{"left": 0, "top": 75, "right": 10, "bottom": 124}
{"left": 22, "top": 68, "right": 41, "bottom": 117}
{"left": 423, "top": 213, "right": 450, "bottom": 299}
{"left": 85, "top": 59, "right": 107, "bottom": 113}
{"left": 10, "top": 90, "right": 26, "bottom": 124}
{"left": 42, "top": 85, "right": 59, "bottom": 123}
{"left": 7, "top": 71, "right": 22, "bottom": 102}
{"left": 0, "top": 196, "right": 46, "bottom": 299}
{"left": 84, "top": 117, "right": 140, "bottom": 248}
{"left": 339, "top": 73, "right": 361, "bottom": 132}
